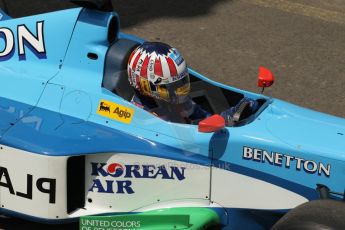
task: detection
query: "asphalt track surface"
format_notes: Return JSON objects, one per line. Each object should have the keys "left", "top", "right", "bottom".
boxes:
{"left": 0, "top": 0, "right": 345, "bottom": 229}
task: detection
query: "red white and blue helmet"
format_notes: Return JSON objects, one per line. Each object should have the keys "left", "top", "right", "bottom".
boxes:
{"left": 127, "top": 42, "right": 190, "bottom": 104}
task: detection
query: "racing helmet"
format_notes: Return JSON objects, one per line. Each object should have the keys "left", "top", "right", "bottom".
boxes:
{"left": 127, "top": 42, "right": 190, "bottom": 104}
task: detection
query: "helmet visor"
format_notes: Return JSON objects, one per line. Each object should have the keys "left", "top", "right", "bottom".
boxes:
{"left": 157, "top": 75, "right": 190, "bottom": 104}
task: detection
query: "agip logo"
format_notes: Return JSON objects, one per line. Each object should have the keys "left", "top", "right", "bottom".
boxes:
{"left": 89, "top": 162, "right": 186, "bottom": 194}
{"left": 97, "top": 100, "right": 134, "bottom": 124}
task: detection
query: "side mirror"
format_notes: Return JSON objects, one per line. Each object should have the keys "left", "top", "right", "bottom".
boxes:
{"left": 198, "top": 115, "right": 225, "bottom": 133}
{"left": 258, "top": 66, "right": 274, "bottom": 92}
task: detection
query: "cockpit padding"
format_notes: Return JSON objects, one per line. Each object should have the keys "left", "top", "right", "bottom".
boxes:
{"left": 103, "top": 38, "right": 140, "bottom": 101}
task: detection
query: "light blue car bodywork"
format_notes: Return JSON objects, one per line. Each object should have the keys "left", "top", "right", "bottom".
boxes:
{"left": 0, "top": 7, "right": 344, "bottom": 229}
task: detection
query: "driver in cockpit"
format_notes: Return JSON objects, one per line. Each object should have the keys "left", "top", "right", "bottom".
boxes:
{"left": 127, "top": 41, "right": 258, "bottom": 125}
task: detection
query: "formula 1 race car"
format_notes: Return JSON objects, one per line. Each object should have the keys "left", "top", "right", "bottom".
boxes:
{"left": 0, "top": 1, "right": 345, "bottom": 229}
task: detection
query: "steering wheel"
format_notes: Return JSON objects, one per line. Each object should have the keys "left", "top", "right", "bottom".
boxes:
{"left": 229, "top": 100, "right": 251, "bottom": 125}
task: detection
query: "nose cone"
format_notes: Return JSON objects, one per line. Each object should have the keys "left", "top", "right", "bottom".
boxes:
{"left": 267, "top": 100, "right": 345, "bottom": 158}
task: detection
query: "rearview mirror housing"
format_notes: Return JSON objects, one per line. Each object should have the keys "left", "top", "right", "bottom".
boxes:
{"left": 198, "top": 115, "right": 225, "bottom": 133}
{"left": 258, "top": 66, "right": 274, "bottom": 88}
